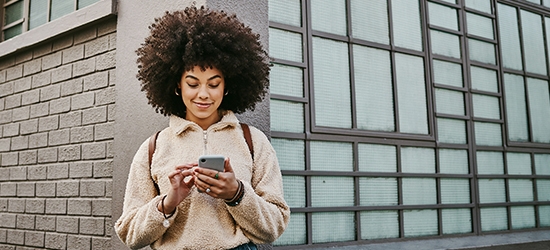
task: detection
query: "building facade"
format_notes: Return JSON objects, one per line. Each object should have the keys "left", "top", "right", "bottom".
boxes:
{"left": 0, "top": 0, "right": 549, "bottom": 249}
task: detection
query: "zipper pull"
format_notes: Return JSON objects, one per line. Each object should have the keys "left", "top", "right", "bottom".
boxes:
{"left": 203, "top": 130, "right": 207, "bottom": 154}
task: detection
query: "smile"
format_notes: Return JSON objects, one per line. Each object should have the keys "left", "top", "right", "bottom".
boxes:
{"left": 194, "top": 102, "right": 213, "bottom": 108}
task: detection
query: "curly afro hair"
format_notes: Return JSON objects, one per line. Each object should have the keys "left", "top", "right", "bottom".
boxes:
{"left": 136, "top": 6, "right": 270, "bottom": 118}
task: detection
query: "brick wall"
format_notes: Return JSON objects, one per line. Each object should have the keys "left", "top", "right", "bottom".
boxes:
{"left": 0, "top": 17, "right": 116, "bottom": 249}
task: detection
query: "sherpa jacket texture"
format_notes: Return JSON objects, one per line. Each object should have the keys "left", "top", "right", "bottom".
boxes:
{"left": 115, "top": 111, "right": 290, "bottom": 250}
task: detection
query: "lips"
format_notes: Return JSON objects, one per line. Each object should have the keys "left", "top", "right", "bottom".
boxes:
{"left": 194, "top": 102, "right": 212, "bottom": 109}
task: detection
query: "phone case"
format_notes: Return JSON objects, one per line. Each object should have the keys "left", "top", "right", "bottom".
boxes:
{"left": 198, "top": 155, "right": 225, "bottom": 172}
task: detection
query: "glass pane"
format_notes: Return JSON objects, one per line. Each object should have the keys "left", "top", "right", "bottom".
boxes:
{"left": 433, "top": 59, "right": 463, "bottom": 88}
{"left": 546, "top": 0, "right": 550, "bottom": 7}
{"left": 521, "top": 10, "right": 547, "bottom": 75}
{"left": 403, "top": 209, "right": 438, "bottom": 237}
{"left": 437, "top": 118, "right": 467, "bottom": 144}
{"left": 311, "top": 0, "right": 346, "bottom": 35}
{"left": 354, "top": 45, "right": 395, "bottom": 131}
{"left": 472, "top": 94, "right": 500, "bottom": 119}
{"left": 270, "top": 64, "right": 303, "bottom": 97}
{"left": 442, "top": 208, "right": 472, "bottom": 234}
{"left": 361, "top": 211, "right": 399, "bottom": 239}
{"left": 478, "top": 179, "right": 505, "bottom": 203}
{"left": 351, "top": 0, "right": 389, "bottom": 44}
{"left": 29, "top": 0, "right": 48, "bottom": 30}
{"left": 268, "top": 0, "right": 301, "bottom": 27}
{"left": 50, "top": 0, "right": 74, "bottom": 20}
{"left": 469, "top": 39, "right": 495, "bottom": 65}
{"left": 537, "top": 179, "right": 550, "bottom": 201}
{"left": 480, "top": 207, "right": 508, "bottom": 231}
{"left": 440, "top": 149, "right": 469, "bottom": 174}
{"left": 511, "top": 206, "right": 536, "bottom": 229}
{"left": 402, "top": 178, "right": 437, "bottom": 205}
{"left": 475, "top": 122, "right": 502, "bottom": 146}
{"left": 395, "top": 53, "right": 428, "bottom": 134}
{"left": 497, "top": 4, "right": 523, "bottom": 71}
{"left": 506, "top": 152, "right": 532, "bottom": 175}
{"left": 358, "top": 144, "right": 397, "bottom": 172}
{"left": 535, "top": 154, "right": 550, "bottom": 175}
{"left": 441, "top": 178, "right": 471, "bottom": 204}
{"left": 435, "top": 88, "right": 465, "bottom": 116}
{"left": 526, "top": 0, "right": 541, "bottom": 4}
{"left": 313, "top": 37, "right": 351, "bottom": 128}
{"left": 272, "top": 138, "right": 305, "bottom": 171}
{"left": 477, "top": 151, "right": 504, "bottom": 174}
{"left": 270, "top": 100, "right": 304, "bottom": 133}
{"left": 311, "top": 177, "right": 354, "bottom": 207}
{"left": 471, "top": 66, "right": 498, "bottom": 93}
{"left": 509, "top": 179, "right": 534, "bottom": 202}
{"left": 401, "top": 147, "right": 435, "bottom": 173}
{"left": 312, "top": 212, "right": 355, "bottom": 243}
{"left": 5, "top": 0, "right": 23, "bottom": 24}
{"left": 428, "top": 2, "right": 458, "bottom": 30}
{"left": 269, "top": 28, "right": 303, "bottom": 62}
{"left": 504, "top": 74, "right": 529, "bottom": 142}
{"left": 546, "top": 17, "right": 550, "bottom": 72}
{"left": 527, "top": 78, "right": 550, "bottom": 143}
{"left": 360, "top": 177, "right": 398, "bottom": 206}
{"left": 540, "top": 206, "right": 550, "bottom": 227}
{"left": 3, "top": 23, "right": 22, "bottom": 40}
{"left": 77, "top": 0, "right": 98, "bottom": 9}
{"left": 282, "top": 176, "right": 306, "bottom": 207}
{"left": 431, "top": 30, "right": 461, "bottom": 59}
{"left": 310, "top": 141, "right": 353, "bottom": 171}
{"left": 392, "top": 0, "right": 423, "bottom": 51}
{"left": 466, "top": 12, "right": 494, "bottom": 39}
{"left": 274, "top": 213, "right": 306, "bottom": 245}
{"left": 465, "top": 0, "right": 492, "bottom": 14}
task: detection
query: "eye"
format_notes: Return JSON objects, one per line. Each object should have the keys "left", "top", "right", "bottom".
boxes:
{"left": 186, "top": 82, "right": 199, "bottom": 88}
{"left": 209, "top": 83, "right": 220, "bottom": 88}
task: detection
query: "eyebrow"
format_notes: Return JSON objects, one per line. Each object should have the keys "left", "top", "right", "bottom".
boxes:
{"left": 185, "top": 75, "right": 222, "bottom": 81}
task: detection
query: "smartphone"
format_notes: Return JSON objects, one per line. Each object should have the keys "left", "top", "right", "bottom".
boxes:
{"left": 198, "top": 155, "right": 225, "bottom": 172}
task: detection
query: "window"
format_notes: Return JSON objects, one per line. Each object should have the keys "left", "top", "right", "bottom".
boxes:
{"left": 269, "top": 0, "right": 550, "bottom": 248}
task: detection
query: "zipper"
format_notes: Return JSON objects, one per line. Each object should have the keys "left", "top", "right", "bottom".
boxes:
{"left": 203, "top": 130, "right": 208, "bottom": 155}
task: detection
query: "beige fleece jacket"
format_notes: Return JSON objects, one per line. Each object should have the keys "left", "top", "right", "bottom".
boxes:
{"left": 115, "top": 112, "right": 290, "bottom": 250}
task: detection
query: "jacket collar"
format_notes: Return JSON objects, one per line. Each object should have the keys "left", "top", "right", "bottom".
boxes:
{"left": 169, "top": 110, "right": 240, "bottom": 135}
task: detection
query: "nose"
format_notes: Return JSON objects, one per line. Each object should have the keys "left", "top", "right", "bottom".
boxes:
{"left": 198, "top": 85, "right": 209, "bottom": 99}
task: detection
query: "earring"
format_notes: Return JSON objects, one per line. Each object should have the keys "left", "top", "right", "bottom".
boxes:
{"left": 175, "top": 88, "right": 180, "bottom": 96}
{"left": 224, "top": 91, "right": 229, "bottom": 96}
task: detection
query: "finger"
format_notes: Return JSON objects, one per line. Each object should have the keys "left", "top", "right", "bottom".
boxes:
{"left": 223, "top": 157, "right": 234, "bottom": 173}
{"left": 175, "top": 163, "right": 197, "bottom": 172}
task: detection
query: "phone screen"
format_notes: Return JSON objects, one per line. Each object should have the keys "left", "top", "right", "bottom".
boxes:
{"left": 198, "top": 155, "right": 225, "bottom": 172}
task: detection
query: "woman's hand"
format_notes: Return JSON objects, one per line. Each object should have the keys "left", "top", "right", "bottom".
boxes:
{"left": 157, "top": 163, "right": 197, "bottom": 214}
{"left": 193, "top": 157, "right": 239, "bottom": 200}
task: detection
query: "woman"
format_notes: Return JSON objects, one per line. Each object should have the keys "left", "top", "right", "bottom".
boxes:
{"left": 115, "top": 6, "right": 290, "bottom": 250}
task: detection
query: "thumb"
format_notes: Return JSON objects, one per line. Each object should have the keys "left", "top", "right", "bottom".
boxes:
{"left": 224, "top": 157, "right": 234, "bottom": 173}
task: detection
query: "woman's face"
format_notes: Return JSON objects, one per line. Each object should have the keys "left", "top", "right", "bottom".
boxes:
{"left": 178, "top": 66, "right": 225, "bottom": 129}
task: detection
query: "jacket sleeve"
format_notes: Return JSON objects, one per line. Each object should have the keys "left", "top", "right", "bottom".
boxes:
{"left": 114, "top": 139, "right": 177, "bottom": 249}
{"left": 227, "top": 127, "right": 290, "bottom": 243}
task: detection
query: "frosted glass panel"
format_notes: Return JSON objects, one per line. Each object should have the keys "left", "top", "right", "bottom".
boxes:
{"left": 535, "top": 154, "right": 550, "bottom": 175}
{"left": 269, "top": 0, "right": 301, "bottom": 27}
{"left": 402, "top": 178, "right": 437, "bottom": 205}
{"left": 540, "top": 206, "right": 550, "bottom": 226}
{"left": 439, "top": 149, "right": 469, "bottom": 174}
{"left": 51, "top": 0, "right": 74, "bottom": 21}
{"left": 471, "top": 66, "right": 498, "bottom": 93}
{"left": 270, "top": 64, "right": 303, "bottom": 97}
{"left": 527, "top": 78, "right": 550, "bottom": 143}
{"left": 429, "top": 2, "right": 458, "bottom": 30}
{"left": 77, "top": 0, "right": 98, "bottom": 9}
{"left": 441, "top": 178, "right": 470, "bottom": 204}
{"left": 478, "top": 179, "right": 505, "bottom": 203}
{"left": 360, "top": 178, "right": 398, "bottom": 206}
{"left": 392, "top": 0, "right": 423, "bottom": 51}
{"left": 270, "top": 100, "right": 304, "bottom": 133}
{"left": 395, "top": 53, "right": 428, "bottom": 134}
{"left": 312, "top": 212, "right": 355, "bottom": 243}
{"left": 465, "top": 0, "right": 492, "bottom": 14}
{"left": 469, "top": 39, "right": 495, "bottom": 65}
{"left": 511, "top": 206, "right": 536, "bottom": 229}
{"left": 351, "top": 0, "right": 389, "bottom": 44}
{"left": 438, "top": 118, "right": 467, "bottom": 144}
{"left": 310, "top": 141, "right": 353, "bottom": 171}
{"left": 358, "top": 144, "right": 397, "bottom": 172}
{"left": 29, "top": 0, "right": 48, "bottom": 30}
{"left": 401, "top": 147, "right": 435, "bottom": 173}
{"left": 3, "top": 24, "right": 22, "bottom": 40}
{"left": 354, "top": 45, "right": 395, "bottom": 131}
{"left": 433, "top": 60, "right": 463, "bottom": 88}
{"left": 472, "top": 94, "right": 500, "bottom": 119}
{"left": 282, "top": 176, "right": 306, "bottom": 207}
{"left": 403, "top": 209, "right": 438, "bottom": 237}
{"left": 498, "top": 4, "right": 523, "bottom": 71}
{"left": 269, "top": 28, "right": 303, "bottom": 62}
{"left": 537, "top": 180, "right": 550, "bottom": 201}
{"left": 274, "top": 213, "right": 306, "bottom": 245}
{"left": 311, "top": 0, "right": 346, "bottom": 35}
{"left": 477, "top": 151, "right": 504, "bottom": 174}
{"left": 506, "top": 152, "right": 532, "bottom": 175}
{"left": 5, "top": 1, "right": 23, "bottom": 24}
{"left": 475, "top": 122, "right": 502, "bottom": 146}
{"left": 311, "top": 177, "right": 354, "bottom": 207}
{"left": 313, "top": 37, "right": 351, "bottom": 128}
{"left": 521, "top": 10, "right": 547, "bottom": 75}
{"left": 436, "top": 89, "right": 465, "bottom": 116}
{"left": 431, "top": 30, "right": 461, "bottom": 59}
{"left": 466, "top": 12, "right": 494, "bottom": 39}
{"left": 480, "top": 207, "right": 508, "bottom": 231}
{"left": 509, "top": 179, "right": 533, "bottom": 202}
{"left": 272, "top": 138, "right": 305, "bottom": 171}
{"left": 442, "top": 208, "right": 472, "bottom": 234}
{"left": 361, "top": 211, "right": 399, "bottom": 239}
{"left": 504, "top": 74, "right": 529, "bottom": 142}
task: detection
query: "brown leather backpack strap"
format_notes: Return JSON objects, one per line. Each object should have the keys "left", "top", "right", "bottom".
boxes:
{"left": 240, "top": 123, "right": 254, "bottom": 160}
{"left": 148, "top": 131, "right": 161, "bottom": 195}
